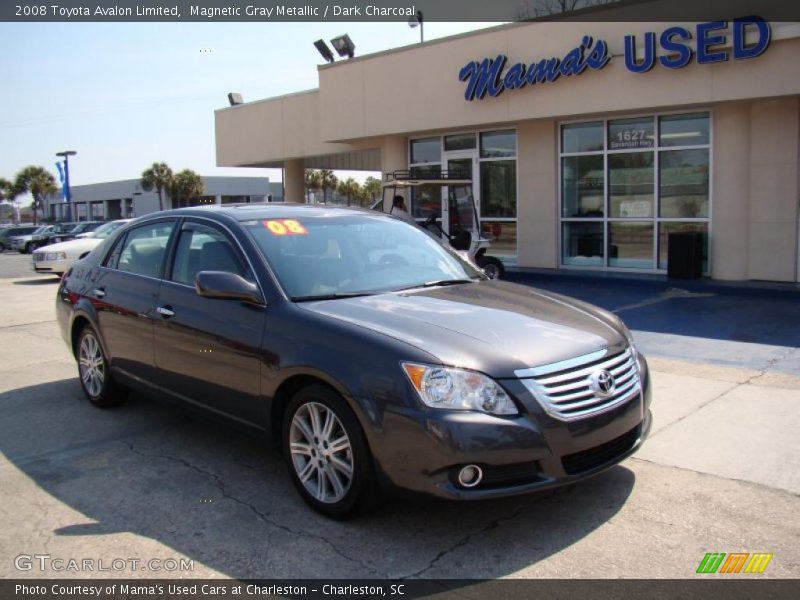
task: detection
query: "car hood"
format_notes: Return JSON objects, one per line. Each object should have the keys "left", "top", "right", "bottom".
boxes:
{"left": 300, "top": 280, "right": 625, "bottom": 378}
{"left": 37, "top": 237, "right": 101, "bottom": 255}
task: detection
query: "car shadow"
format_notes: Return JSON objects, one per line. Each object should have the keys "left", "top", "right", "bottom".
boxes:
{"left": 0, "top": 377, "right": 636, "bottom": 580}
{"left": 12, "top": 278, "right": 61, "bottom": 285}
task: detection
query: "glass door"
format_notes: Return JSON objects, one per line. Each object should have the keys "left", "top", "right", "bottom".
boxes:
{"left": 442, "top": 152, "right": 478, "bottom": 238}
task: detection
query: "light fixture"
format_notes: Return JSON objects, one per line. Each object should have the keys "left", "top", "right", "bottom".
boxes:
{"left": 314, "top": 39, "right": 335, "bottom": 63}
{"left": 330, "top": 34, "right": 355, "bottom": 59}
{"left": 408, "top": 11, "right": 424, "bottom": 43}
{"left": 228, "top": 92, "right": 243, "bottom": 106}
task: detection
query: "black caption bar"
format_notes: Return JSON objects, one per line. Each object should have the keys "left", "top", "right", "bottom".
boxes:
{"left": 2, "top": 0, "right": 800, "bottom": 22}
{"left": 4, "top": 580, "right": 800, "bottom": 600}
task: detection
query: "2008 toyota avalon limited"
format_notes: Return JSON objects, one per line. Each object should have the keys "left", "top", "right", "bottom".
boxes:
{"left": 57, "top": 205, "right": 651, "bottom": 518}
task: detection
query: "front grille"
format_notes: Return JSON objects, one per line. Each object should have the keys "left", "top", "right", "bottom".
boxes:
{"left": 561, "top": 424, "right": 641, "bottom": 475}
{"left": 32, "top": 252, "right": 44, "bottom": 262}
{"left": 520, "top": 348, "right": 640, "bottom": 420}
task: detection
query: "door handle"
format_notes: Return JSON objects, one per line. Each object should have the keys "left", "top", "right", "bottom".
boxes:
{"left": 156, "top": 306, "right": 175, "bottom": 318}
{"left": 92, "top": 288, "right": 106, "bottom": 298}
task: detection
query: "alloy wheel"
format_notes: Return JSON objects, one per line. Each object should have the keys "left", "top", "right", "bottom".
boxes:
{"left": 79, "top": 332, "right": 105, "bottom": 397}
{"left": 289, "top": 401, "right": 354, "bottom": 504}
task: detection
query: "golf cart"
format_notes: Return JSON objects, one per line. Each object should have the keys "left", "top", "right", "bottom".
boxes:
{"left": 376, "top": 170, "right": 505, "bottom": 279}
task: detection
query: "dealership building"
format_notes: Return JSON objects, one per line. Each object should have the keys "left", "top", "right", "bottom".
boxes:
{"left": 215, "top": 18, "right": 800, "bottom": 282}
{"left": 44, "top": 176, "right": 283, "bottom": 222}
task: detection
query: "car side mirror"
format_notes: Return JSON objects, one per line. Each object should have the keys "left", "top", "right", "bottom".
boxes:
{"left": 195, "top": 271, "right": 263, "bottom": 305}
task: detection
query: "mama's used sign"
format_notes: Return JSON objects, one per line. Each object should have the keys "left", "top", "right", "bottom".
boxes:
{"left": 459, "top": 19, "right": 771, "bottom": 102}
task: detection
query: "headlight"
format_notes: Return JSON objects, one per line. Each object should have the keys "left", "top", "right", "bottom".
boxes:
{"left": 401, "top": 362, "right": 518, "bottom": 415}
{"left": 45, "top": 252, "right": 67, "bottom": 261}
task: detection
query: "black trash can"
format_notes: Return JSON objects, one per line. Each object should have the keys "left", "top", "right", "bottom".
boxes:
{"left": 667, "top": 231, "right": 704, "bottom": 279}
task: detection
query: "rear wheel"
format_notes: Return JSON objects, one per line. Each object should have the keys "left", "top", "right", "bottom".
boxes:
{"left": 76, "top": 326, "right": 126, "bottom": 408}
{"left": 477, "top": 255, "right": 505, "bottom": 280}
{"left": 283, "top": 385, "right": 377, "bottom": 518}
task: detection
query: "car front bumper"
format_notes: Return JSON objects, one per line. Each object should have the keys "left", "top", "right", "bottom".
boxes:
{"left": 32, "top": 256, "right": 69, "bottom": 274}
{"left": 366, "top": 354, "right": 652, "bottom": 500}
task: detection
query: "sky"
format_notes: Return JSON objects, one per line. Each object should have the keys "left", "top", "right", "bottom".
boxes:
{"left": 0, "top": 21, "right": 500, "bottom": 203}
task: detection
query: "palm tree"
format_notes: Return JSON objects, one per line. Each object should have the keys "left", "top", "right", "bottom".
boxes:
{"left": 0, "top": 178, "right": 17, "bottom": 223}
{"left": 319, "top": 169, "right": 338, "bottom": 205}
{"left": 363, "top": 176, "right": 382, "bottom": 207}
{"left": 140, "top": 162, "right": 173, "bottom": 212}
{"left": 304, "top": 170, "right": 322, "bottom": 204}
{"left": 168, "top": 169, "right": 204, "bottom": 208}
{"left": 14, "top": 166, "right": 57, "bottom": 226}
{"left": 337, "top": 178, "right": 361, "bottom": 207}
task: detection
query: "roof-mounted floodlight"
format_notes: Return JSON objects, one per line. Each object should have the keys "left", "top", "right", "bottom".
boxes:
{"left": 314, "top": 39, "right": 335, "bottom": 63}
{"left": 228, "top": 92, "right": 243, "bottom": 106}
{"left": 330, "top": 34, "right": 355, "bottom": 59}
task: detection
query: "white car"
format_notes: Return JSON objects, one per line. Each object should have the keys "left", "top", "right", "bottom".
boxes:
{"left": 31, "top": 219, "right": 131, "bottom": 275}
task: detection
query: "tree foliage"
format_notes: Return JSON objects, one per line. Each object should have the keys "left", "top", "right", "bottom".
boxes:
{"left": 169, "top": 169, "right": 204, "bottom": 208}
{"left": 14, "top": 166, "right": 57, "bottom": 226}
{"left": 140, "top": 162, "right": 174, "bottom": 212}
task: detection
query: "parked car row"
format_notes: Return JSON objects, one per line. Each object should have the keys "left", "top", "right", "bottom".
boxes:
{"left": 31, "top": 219, "right": 131, "bottom": 275}
{"left": 0, "top": 221, "right": 105, "bottom": 254}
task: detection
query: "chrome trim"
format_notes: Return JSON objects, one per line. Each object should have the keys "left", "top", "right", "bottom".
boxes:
{"left": 514, "top": 348, "right": 608, "bottom": 379}
{"left": 519, "top": 346, "right": 641, "bottom": 421}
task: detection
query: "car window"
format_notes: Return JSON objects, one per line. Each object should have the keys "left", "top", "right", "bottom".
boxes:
{"left": 170, "top": 224, "right": 249, "bottom": 286}
{"left": 112, "top": 221, "right": 175, "bottom": 278}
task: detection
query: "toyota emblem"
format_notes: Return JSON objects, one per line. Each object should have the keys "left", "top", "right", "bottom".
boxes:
{"left": 590, "top": 369, "right": 615, "bottom": 397}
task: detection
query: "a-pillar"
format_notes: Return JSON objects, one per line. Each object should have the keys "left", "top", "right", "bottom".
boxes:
{"left": 283, "top": 159, "right": 305, "bottom": 203}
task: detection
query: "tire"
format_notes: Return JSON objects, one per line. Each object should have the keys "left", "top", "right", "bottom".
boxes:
{"left": 24, "top": 242, "right": 35, "bottom": 254}
{"left": 477, "top": 255, "right": 505, "bottom": 280}
{"left": 282, "top": 385, "right": 377, "bottom": 519}
{"left": 76, "top": 325, "right": 126, "bottom": 408}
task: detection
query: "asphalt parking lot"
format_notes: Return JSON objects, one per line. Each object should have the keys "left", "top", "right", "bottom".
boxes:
{"left": 1, "top": 251, "right": 798, "bottom": 580}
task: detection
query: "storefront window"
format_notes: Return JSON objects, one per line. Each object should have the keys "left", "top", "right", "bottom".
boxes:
{"left": 444, "top": 133, "right": 476, "bottom": 152}
{"left": 480, "top": 130, "right": 516, "bottom": 158}
{"left": 560, "top": 112, "right": 710, "bottom": 272}
{"left": 609, "top": 152, "right": 654, "bottom": 218}
{"left": 562, "top": 122, "right": 603, "bottom": 153}
{"left": 562, "top": 222, "right": 603, "bottom": 266}
{"left": 659, "top": 149, "right": 709, "bottom": 218}
{"left": 410, "top": 137, "right": 441, "bottom": 164}
{"left": 408, "top": 164, "right": 441, "bottom": 219}
{"left": 480, "top": 160, "right": 516, "bottom": 218}
{"left": 481, "top": 221, "right": 516, "bottom": 259}
{"left": 659, "top": 113, "right": 710, "bottom": 147}
{"left": 608, "top": 222, "right": 654, "bottom": 269}
{"left": 562, "top": 155, "right": 604, "bottom": 217}
{"left": 608, "top": 117, "right": 655, "bottom": 150}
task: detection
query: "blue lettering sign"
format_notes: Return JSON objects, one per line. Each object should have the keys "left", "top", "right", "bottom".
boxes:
{"left": 624, "top": 32, "right": 656, "bottom": 73}
{"left": 696, "top": 20, "right": 729, "bottom": 63}
{"left": 658, "top": 26, "right": 693, "bottom": 69}
{"left": 459, "top": 36, "right": 610, "bottom": 102}
{"left": 733, "top": 17, "right": 771, "bottom": 59}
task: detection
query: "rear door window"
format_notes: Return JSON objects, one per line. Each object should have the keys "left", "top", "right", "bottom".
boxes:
{"left": 109, "top": 221, "right": 176, "bottom": 278}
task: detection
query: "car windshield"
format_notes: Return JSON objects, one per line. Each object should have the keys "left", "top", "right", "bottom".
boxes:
{"left": 33, "top": 226, "right": 49, "bottom": 235}
{"left": 90, "top": 221, "right": 126, "bottom": 240}
{"left": 245, "top": 214, "right": 483, "bottom": 300}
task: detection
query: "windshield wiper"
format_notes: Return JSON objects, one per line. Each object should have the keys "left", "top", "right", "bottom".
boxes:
{"left": 292, "top": 292, "right": 377, "bottom": 302}
{"left": 397, "top": 278, "right": 477, "bottom": 291}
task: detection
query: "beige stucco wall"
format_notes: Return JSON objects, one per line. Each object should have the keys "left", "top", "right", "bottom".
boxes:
{"left": 517, "top": 120, "right": 558, "bottom": 269}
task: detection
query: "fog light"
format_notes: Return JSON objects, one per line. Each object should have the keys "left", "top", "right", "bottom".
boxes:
{"left": 457, "top": 465, "right": 483, "bottom": 488}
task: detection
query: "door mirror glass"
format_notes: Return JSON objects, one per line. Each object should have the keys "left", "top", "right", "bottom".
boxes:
{"left": 195, "top": 271, "right": 263, "bottom": 304}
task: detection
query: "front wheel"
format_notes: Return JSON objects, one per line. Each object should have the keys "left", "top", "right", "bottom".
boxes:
{"left": 24, "top": 242, "right": 35, "bottom": 254}
{"left": 76, "top": 326, "right": 126, "bottom": 408}
{"left": 283, "top": 385, "right": 377, "bottom": 519}
{"left": 477, "top": 255, "right": 505, "bottom": 280}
